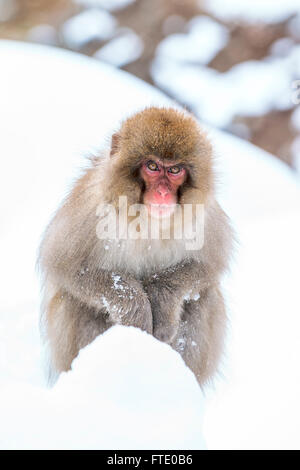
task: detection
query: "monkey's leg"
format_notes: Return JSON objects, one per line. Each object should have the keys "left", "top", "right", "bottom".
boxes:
{"left": 171, "top": 286, "right": 227, "bottom": 386}
{"left": 46, "top": 291, "right": 112, "bottom": 375}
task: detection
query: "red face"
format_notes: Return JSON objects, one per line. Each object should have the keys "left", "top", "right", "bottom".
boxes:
{"left": 140, "top": 158, "right": 186, "bottom": 218}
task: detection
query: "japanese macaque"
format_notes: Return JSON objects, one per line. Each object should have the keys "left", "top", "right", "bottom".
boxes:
{"left": 38, "top": 107, "right": 233, "bottom": 386}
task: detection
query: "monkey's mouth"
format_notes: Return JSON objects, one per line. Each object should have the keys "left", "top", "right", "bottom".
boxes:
{"left": 147, "top": 203, "right": 176, "bottom": 219}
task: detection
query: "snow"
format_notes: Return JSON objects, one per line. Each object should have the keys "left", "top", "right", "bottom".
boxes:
{"left": 112, "top": 274, "right": 124, "bottom": 291}
{"left": 62, "top": 9, "right": 117, "bottom": 49}
{"left": 94, "top": 29, "right": 144, "bottom": 67}
{"left": 205, "top": 129, "right": 300, "bottom": 450}
{"left": 205, "top": 213, "right": 300, "bottom": 450}
{"left": 101, "top": 296, "right": 110, "bottom": 310}
{"left": 155, "top": 16, "right": 229, "bottom": 65}
{"left": 0, "top": 41, "right": 300, "bottom": 449}
{"left": 74, "top": 0, "right": 136, "bottom": 11}
{"left": 270, "top": 37, "right": 296, "bottom": 57}
{"left": 204, "top": 0, "right": 300, "bottom": 24}
{"left": 0, "top": 326, "right": 205, "bottom": 450}
{"left": 152, "top": 45, "right": 300, "bottom": 128}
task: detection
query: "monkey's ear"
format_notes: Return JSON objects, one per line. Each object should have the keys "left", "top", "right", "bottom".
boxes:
{"left": 110, "top": 133, "right": 121, "bottom": 157}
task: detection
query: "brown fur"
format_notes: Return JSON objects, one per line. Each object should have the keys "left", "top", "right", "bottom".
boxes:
{"left": 38, "top": 107, "right": 233, "bottom": 386}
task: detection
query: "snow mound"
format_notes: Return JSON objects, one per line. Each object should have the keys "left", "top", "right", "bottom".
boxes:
{"left": 204, "top": 0, "right": 300, "bottom": 24}
{"left": 156, "top": 15, "right": 228, "bottom": 65}
{"left": 62, "top": 9, "right": 117, "bottom": 49}
{"left": 0, "top": 326, "right": 205, "bottom": 450}
{"left": 74, "top": 0, "right": 136, "bottom": 11}
{"left": 94, "top": 29, "right": 144, "bottom": 67}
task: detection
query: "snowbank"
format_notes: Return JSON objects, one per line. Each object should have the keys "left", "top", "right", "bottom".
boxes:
{"left": 0, "top": 326, "right": 205, "bottom": 450}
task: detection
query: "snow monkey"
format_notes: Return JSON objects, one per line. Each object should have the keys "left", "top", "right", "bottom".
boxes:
{"left": 38, "top": 107, "right": 233, "bottom": 385}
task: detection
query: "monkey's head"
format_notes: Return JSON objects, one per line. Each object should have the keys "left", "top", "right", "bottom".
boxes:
{"left": 108, "top": 107, "right": 214, "bottom": 218}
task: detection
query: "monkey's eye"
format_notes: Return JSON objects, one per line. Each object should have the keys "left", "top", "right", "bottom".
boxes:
{"left": 147, "top": 161, "right": 159, "bottom": 171}
{"left": 168, "top": 165, "right": 181, "bottom": 174}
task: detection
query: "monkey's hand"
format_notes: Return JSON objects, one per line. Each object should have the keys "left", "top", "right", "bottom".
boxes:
{"left": 64, "top": 268, "right": 153, "bottom": 334}
{"left": 100, "top": 273, "right": 153, "bottom": 334}
{"left": 143, "top": 260, "right": 207, "bottom": 344}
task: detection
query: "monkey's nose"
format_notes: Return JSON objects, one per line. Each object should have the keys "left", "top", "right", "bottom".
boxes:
{"left": 157, "top": 185, "right": 169, "bottom": 197}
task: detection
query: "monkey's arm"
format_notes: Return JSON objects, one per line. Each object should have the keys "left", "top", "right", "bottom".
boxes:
{"left": 39, "top": 182, "right": 153, "bottom": 334}
{"left": 142, "top": 259, "right": 211, "bottom": 343}
{"left": 49, "top": 266, "right": 153, "bottom": 334}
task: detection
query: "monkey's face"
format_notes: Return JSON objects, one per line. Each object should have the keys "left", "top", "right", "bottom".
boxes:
{"left": 107, "top": 108, "right": 214, "bottom": 212}
{"left": 140, "top": 158, "right": 186, "bottom": 218}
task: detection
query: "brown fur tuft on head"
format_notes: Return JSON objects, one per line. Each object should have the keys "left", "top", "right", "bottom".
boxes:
{"left": 120, "top": 107, "right": 209, "bottom": 160}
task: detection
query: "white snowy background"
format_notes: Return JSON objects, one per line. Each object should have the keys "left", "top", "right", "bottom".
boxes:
{"left": 0, "top": 36, "right": 299, "bottom": 450}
